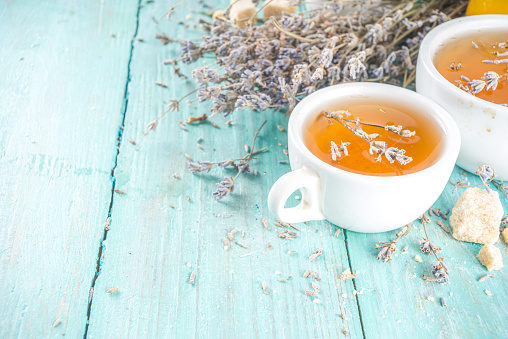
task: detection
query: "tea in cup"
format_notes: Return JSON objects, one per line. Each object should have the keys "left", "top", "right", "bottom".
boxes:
{"left": 267, "top": 83, "right": 461, "bottom": 233}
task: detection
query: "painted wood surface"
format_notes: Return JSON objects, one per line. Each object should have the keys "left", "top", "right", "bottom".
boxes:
{"left": 0, "top": 0, "right": 140, "bottom": 337}
{"left": 0, "top": 0, "right": 507, "bottom": 338}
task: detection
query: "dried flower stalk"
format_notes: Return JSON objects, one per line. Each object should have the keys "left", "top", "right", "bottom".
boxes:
{"left": 419, "top": 214, "right": 450, "bottom": 284}
{"left": 375, "top": 224, "right": 413, "bottom": 262}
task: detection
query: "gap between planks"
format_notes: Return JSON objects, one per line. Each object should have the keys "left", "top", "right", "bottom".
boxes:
{"left": 343, "top": 230, "right": 367, "bottom": 339}
{"left": 83, "top": 1, "right": 142, "bottom": 338}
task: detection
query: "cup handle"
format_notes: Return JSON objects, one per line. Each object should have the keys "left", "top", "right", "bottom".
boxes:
{"left": 268, "top": 166, "right": 325, "bottom": 223}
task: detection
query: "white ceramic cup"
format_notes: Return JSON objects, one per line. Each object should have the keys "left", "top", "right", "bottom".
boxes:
{"left": 267, "top": 83, "right": 461, "bottom": 233}
{"left": 416, "top": 15, "right": 508, "bottom": 181}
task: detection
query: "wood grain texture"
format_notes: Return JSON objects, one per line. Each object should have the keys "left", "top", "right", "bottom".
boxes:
{"left": 86, "top": 1, "right": 363, "bottom": 338}
{"left": 346, "top": 170, "right": 508, "bottom": 339}
{"left": 2, "top": 0, "right": 508, "bottom": 338}
{"left": 0, "top": 0, "right": 139, "bottom": 337}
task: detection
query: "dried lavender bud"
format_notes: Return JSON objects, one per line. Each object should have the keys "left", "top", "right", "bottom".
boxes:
{"left": 197, "top": 87, "right": 222, "bottom": 102}
{"left": 478, "top": 273, "right": 496, "bottom": 282}
{"left": 419, "top": 239, "right": 442, "bottom": 255}
{"left": 376, "top": 241, "right": 396, "bottom": 262}
{"left": 385, "top": 147, "right": 413, "bottom": 165}
{"left": 236, "top": 160, "right": 250, "bottom": 173}
{"left": 198, "top": 161, "right": 214, "bottom": 173}
{"left": 385, "top": 125, "right": 415, "bottom": 137}
{"left": 431, "top": 259, "right": 450, "bottom": 284}
{"left": 217, "top": 159, "right": 235, "bottom": 168}
{"left": 468, "top": 79, "right": 486, "bottom": 94}
{"left": 213, "top": 176, "right": 235, "bottom": 201}
{"left": 476, "top": 165, "right": 495, "bottom": 193}
{"left": 188, "top": 161, "right": 203, "bottom": 173}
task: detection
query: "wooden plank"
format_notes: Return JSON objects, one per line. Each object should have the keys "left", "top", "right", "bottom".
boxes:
{"left": 0, "top": 0, "right": 139, "bottom": 337}
{"left": 86, "top": 1, "right": 363, "bottom": 337}
{"left": 345, "top": 169, "right": 508, "bottom": 338}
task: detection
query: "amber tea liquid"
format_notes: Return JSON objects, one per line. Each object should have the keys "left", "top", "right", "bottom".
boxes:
{"left": 434, "top": 31, "right": 508, "bottom": 105}
{"left": 303, "top": 101, "right": 443, "bottom": 176}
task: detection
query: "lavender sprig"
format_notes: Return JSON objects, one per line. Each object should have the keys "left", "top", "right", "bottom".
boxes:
{"left": 375, "top": 224, "right": 413, "bottom": 262}
{"left": 448, "top": 164, "right": 498, "bottom": 194}
{"left": 418, "top": 238, "right": 442, "bottom": 255}
{"left": 213, "top": 176, "right": 235, "bottom": 201}
{"left": 419, "top": 214, "right": 449, "bottom": 284}
{"left": 188, "top": 120, "right": 267, "bottom": 201}
{"left": 476, "top": 165, "right": 495, "bottom": 193}
{"left": 326, "top": 111, "right": 415, "bottom": 166}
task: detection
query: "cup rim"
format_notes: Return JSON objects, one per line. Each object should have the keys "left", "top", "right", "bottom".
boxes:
{"left": 289, "top": 82, "right": 461, "bottom": 181}
{"left": 417, "top": 14, "right": 508, "bottom": 112}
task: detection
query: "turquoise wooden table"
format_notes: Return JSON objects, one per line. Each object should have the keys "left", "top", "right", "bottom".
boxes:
{"left": 1, "top": 1, "right": 507, "bottom": 338}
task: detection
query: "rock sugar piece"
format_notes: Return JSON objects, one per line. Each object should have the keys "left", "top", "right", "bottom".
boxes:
{"left": 477, "top": 245, "right": 503, "bottom": 271}
{"left": 229, "top": 0, "right": 257, "bottom": 27}
{"left": 503, "top": 228, "right": 508, "bottom": 244}
{"left": 263, "top": 0, "right": 297, "bottom": 18}
{"left": 450, "top": 187, "right": 503, "bottom": 245}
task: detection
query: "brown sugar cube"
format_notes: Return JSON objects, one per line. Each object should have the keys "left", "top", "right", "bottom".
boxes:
{"left": 449, "top": 188, "right": 503, "bottom": 245}
{"left": 503, "top": 228, "right": 508, "bottom": 244}
{"left": 477, "top": 245, "right": 503, "bottom": 271}
{"left": 263, "top": 0, "right": 297, "bottom": 18}
{"left": 229, "top": 0, "right": 257, "bottom": 27}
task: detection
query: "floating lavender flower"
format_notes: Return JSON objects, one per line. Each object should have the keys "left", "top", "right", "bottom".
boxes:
{"left": 369, "top": 140, "right": 386, "bottom": 161}
{"left": 385, "top": 125, "right": 416, "bottom": 137}
{"left": 213, "top": 176, "right": 235, "bottom": 201}
{"left": 385, "top": 147, "right": 412, "bottom": 165}
{"left": 326, "top": 110, "right": 350, "bottom": 121}
{"left": 340, "top": 141, "right": 350, "bottom": 157}
{"left": 481, "top": 71, "right": 501, "bottom": 91}
{"left": 468, "top": 79, "right": 486, "bottom": 94}
{"left": 330, "top": 141, "right": 340, "bottom": 161}
{"left": 330, "top": 141, "right": 350, "bottom": 161}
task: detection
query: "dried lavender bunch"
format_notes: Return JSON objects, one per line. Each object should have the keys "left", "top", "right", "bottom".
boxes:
{"left": 187, "top": 120, "right": 267, "bottom": 200}
{"left": 165, "top": 1, "right": 463, "bottom": 119}
{"left": 325, "top": 110, "right": 415, "bottom": 165}
{"left": 419, "top": 214, "right": 449, "bottom": 284}
{"left": 375, "top": 224, "right": 413, "bottom": 262}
